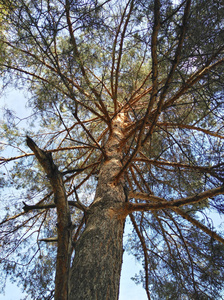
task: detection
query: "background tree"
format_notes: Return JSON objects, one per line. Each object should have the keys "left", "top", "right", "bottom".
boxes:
{"left": 0, "top": 0, "right": 224, "bottom": 299}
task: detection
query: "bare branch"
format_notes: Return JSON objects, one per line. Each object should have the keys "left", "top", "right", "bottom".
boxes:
{"left": 127, "top": 187, "right": 224, "bottom": 244}
{"left": 22, "top": 200, "right": 85, "bottom": 212}
{"left": 129, "top": 185, "right": 224, "bottom": 210}
{"left": 39, "top": 237, "right": 58, "bottom": 242}
{"left": 157, "top": 122, "right": 224, "bottom": 139}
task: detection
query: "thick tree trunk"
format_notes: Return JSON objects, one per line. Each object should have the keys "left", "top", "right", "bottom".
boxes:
{"left": 69, "top": 114, "right": 127, "bottom": 300}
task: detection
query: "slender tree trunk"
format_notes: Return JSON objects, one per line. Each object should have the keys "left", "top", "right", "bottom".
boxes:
{"left": 26, "top": 137, "right": 72, "bottom": 300}
{"left": 69, "top": 114, "right": 127, "bottom": 300}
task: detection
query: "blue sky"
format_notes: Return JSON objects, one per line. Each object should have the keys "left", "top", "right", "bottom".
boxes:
{"left": 0, "top": 89, "right": 147, "bottom": 299}
{"left": 1, "top": 89, "right": 223, "bottom": 300}
{"left": 2, "top": 250, "right": 147, "bottom": 300}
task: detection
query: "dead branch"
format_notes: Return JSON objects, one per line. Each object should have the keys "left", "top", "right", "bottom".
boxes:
{"left": 26, "top": 136, "right": 72, "bottom": 300}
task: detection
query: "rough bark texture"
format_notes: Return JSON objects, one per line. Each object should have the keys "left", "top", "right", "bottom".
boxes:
{"left": 69, "top": 114, "right": 127, "bottom": 300}
{"left": 26, "top": 137, "right": 72, "bottom": 300}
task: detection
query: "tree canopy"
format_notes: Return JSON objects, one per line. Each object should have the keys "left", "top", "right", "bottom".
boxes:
{"left": 0, "top": 0, "right": 224, "bottom": 299}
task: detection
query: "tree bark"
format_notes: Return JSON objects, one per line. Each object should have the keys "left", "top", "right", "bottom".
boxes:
{"left": 26, "top": 137, "right": 72, "bottom": 300}
{"left": 69, "top": 114, "right": 126, "bottom": 300}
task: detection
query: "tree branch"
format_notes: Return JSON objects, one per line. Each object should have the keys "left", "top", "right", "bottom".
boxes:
{"left": 127, "top": 187, "right": 224, "bottom": 244}
{"left": 161, "top": 57, "right": 224, "bottom": 112}
{"left": 114, "top": 0, "right": 161, "bottom": 183}
{"left": 129, "top": 185, "right": 224, "bottom": 211}
{"left": 114, "top": 0, "right": 134, "bottom": 110}
{"left": 110, "top": 0, "right": 132, "bottom": 109}
{"left": 157, "top": 122, "right": 224, "bottom": 139}
{"left": 64, "top": 0, "right": 111, "bottom": 127}
{"left": 23, "top": 200, "right": 86, "bottom": 212}
{"left": 38, "top": 237, "right": 58, "bottom": 243}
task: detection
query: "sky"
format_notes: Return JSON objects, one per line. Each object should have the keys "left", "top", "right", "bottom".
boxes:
{"left": 2, "top": 246, "right": 147, "bottom": 300}
{"left": 1, "top": 89, "right": 223, "bottom": 300}
{"left": 0, "top": 89, "right": 148, "bottom": 299}
{"left": 2, "top": 249, "right": 147, "bottom": 300}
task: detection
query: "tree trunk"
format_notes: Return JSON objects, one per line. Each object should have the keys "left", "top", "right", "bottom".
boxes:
{"left": 69, "top": 113, "right": 127, "bottom": 300}
{"left": 26, "top": 137, "right": 72, "bottom": 300}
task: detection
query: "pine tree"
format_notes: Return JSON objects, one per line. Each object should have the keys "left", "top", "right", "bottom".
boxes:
{"left": 0, "top": 0, "right": 224, "bottom": 299}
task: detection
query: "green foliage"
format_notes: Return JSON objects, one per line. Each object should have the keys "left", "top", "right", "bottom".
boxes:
{"left": 0, "top": 0, "right": 224, "bottom": 299}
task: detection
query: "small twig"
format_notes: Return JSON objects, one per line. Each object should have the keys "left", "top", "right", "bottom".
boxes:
{"left": 38, "top": 237, "right": 58, "bottom": 243}
{"left": 62, "top": 168, "right": 85, "bottom": 176}
{"left": 73, "top": 186, "right": 87, "bottom": 213}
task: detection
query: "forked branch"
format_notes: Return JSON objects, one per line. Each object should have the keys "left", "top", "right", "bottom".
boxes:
{"left": 127, "top": 187, "right": 224, "bottom": 244}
